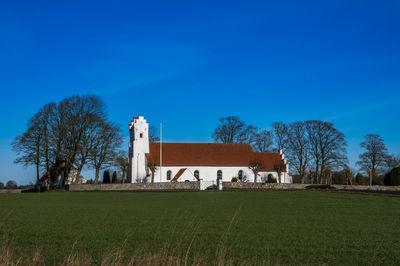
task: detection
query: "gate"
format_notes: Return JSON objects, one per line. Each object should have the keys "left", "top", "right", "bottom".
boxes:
{"left": 199, "top": 179, "right": 223, "bottom": 190}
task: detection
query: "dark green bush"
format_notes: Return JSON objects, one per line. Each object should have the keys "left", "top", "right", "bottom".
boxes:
{"left": 112, "top": 171, "right": 118, "bottom": 183}
{"left": 103, "top": 170, "right": 111, "bottom": 184}
{"left": 267, "top": 174, "right": 277, "bottom": 183}
{"left": 391, "top": 168, "right": 400, "bottom": 186}
{"left": 372, "top": 176, "right": 382, "bottom": 185}
{"left": 206, "top": 184, "right": 217, "bottom": 190}
{"left": 384, "top": 167, "right": 400, "bottom": 186}
{"left": 231, "top": 177, "right": 238, "bottom": 182}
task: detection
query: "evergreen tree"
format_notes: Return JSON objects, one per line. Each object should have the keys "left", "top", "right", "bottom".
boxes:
{"left": 103, "top": 170, "right": 111, "bottom": 183}
{"left": 112, "top": 171, "right": 118, "bottom": 183}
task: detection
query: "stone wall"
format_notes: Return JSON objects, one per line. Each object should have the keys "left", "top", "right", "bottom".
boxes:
{"left": 223, "top": 182, "right": 400, "bottom": 191}
{"left": 69, "top": 182, "right": 400, "bottom": 192}
{"left": 69, "top": 182, "right": 200, "bottom": 191}
{"left": 0, "top": 189, "right": 21, "bottom": 193}
{"left": 223, "top": 182, "right": 308, "bottom": 190}
{"left": 332, "top": 184, "right": 400, "bottom": 191}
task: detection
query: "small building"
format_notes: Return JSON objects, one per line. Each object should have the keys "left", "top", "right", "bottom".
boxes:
{"left": 128, "top": 116, "right": 292, "bottom": 184}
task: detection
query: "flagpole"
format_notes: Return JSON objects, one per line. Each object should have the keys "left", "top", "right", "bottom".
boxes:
{"left": 160, "top": 122, "right": 162, "bottom": 183}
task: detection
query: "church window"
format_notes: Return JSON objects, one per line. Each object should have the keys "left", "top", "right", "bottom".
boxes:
{"left": 217, "top": 170, "right": 222, "bottom": 179}
{"left": 238, "top": 170, "right": 243, "bottom": 180}
{"left": 167, "top": 170, "right": 172, "bottom": 180}
{"left": 194, "top": 170, "right": 199, "bottom": 180}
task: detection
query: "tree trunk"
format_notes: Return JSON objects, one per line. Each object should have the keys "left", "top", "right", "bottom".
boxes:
{"left": 46, "top": 159, "right": 50, "bottom": 191}
{"left": 94, "top": 168, "right": 100, "bottom": 184}
{"left": 75, "top": 166, "right": 83, "bottom": 184}
{"left": 121, "top": 171, "right": 126, "bottom": 184}
{"left": 313, "top": 163, "right": 319, "bottom": 184}
{"left": 36, "top": 163, "right": 40, "bottom": 192}
{"left": 300, "top": 170, "right": 305, "bottom": 184}
{"left": 151, "top": 171, "right": 154, "bottom": 184}
{"left": 319, "top": 165, "right": 325, "bottom": 184}
{"left": 254, "top": 172, "right": 257, "bottom": 183}
{"left": 46, "top": 171, "right": 51, "bottom": 191}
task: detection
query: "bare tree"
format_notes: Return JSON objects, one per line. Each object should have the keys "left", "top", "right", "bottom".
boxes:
{"left": 249, "top": 160, "right": 263, "bottom": 183}
{"left": 274, "top": 161, "right": 286, "bottom": 183}
{"left": 37, "top": 103, "right": 57, "bottom": 190}
{"left": 212, "top": 116, "right": 254, "bottom": 143}
{"left": 61, "top": 95, "right": 108, "bottom": 184}
{"left": 149, "top": 125, "right": 160, "bottom": 142}
{"left": 357, "top": 134, "right": 389, "bottom": 184}
{"left": 147, "top": 160, "right": 158, "bottom": 183}
{"left": 342, "top": 165, "right": 354, "bottom": 185}
{"left": 6, "top": 180, "right": 18, "bottom": 189}
{"left": 252, "top": 130, "right": 273, "bottom": 152}
{"left": 90, "top": 122, "right": 123, "bottom": 184}
{"left": 12, "top": 111, "right": 45, "bottom": 188}
{"left": 286, "top": 122, "right": 310, "bottom": 184}
{"left": 321, "top": 166, "right": 333, "bottom": 184}
{"left": 272, "top": 122, "right": 289, "bottom": 152}
{"left": 74, "top": 115, "right": 106, "bottom": 183}
{"left": 305, "top": 120, "right": 348, "bottom": 184}
{"left": 12, "top": 95, "right": 123, "bottom": 188}
{"left": 386, "top": 154, "right": 400, "bottom": 171}
{"left": 115, "top": 151, "right": 129, "bottom": 183}
{"left": 237, "top": 125, "right": 257, "bottom": 144}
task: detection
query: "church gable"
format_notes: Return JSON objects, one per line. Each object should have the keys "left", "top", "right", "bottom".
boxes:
{"left": 171, "top": 168, "right": 197, "bottom": 182}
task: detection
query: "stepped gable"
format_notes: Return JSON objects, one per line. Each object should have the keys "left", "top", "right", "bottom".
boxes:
{"left": 146, "top": 143, "right": 286, "bottom": 172}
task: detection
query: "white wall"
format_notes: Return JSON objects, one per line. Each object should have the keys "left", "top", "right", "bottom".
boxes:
{"left": 129, "top": 116, "right": 149, "bottom": 183}
{"left": 174, "top": 169, "right": 198, "bottom": 182}
{"left": 148, "top": 166, "right": 292, "bottom": 183}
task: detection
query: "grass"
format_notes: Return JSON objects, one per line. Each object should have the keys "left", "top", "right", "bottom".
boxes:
{"left": 0, "top": 190, "right": 400, "bottom": 265}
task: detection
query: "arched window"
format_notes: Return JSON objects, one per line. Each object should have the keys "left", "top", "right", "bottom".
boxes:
{"left": 167, "top": 170, "right": 172, "bottom": 181}
{"left": 238, "top": 170, "right": 243, "bottom": 180}
{"left": 194, "top": 170, "right": 200, "bottom": 180}
{"left": 217, "top": 170, "right": 222, "bottom": 179}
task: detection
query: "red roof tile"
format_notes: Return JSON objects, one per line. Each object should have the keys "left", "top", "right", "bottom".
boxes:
{"left": 146, "top": 143, "right": 286, "bottom": 172}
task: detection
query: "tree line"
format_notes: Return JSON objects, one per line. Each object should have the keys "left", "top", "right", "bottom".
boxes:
{"left": 212, "top": 116, "right": 400, "bottom": 184}
{"left": 12, "top": 95, "right": 128, "bottom": 189}
{"left": 10, "top": 97, "right": 400, "bottom": 188}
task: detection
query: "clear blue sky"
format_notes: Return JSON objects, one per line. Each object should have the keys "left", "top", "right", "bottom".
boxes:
{"left": 1, "top": 0, "right": 399, "bottom": 185}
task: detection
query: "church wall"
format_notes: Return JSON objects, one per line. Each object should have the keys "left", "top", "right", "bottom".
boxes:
{"left": 151, "top": 166, "right": 292, "bottom": 183}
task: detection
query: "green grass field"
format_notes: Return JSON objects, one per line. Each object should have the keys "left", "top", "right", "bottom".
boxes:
{"left": 1, "top": 190, "right": 399, "bottom": 265}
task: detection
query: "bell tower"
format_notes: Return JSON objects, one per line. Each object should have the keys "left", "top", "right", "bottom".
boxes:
{"left": 128, "top": 116, "right": 149, "bottom": 183}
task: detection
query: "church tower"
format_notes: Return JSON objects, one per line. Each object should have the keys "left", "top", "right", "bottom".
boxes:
{"left": 128, "top": 116, "right": 149, "bottom": 183}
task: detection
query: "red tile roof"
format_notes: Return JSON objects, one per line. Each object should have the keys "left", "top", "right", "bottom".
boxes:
{"left": 146, "top": 143, "right": 286, "bottom": 172}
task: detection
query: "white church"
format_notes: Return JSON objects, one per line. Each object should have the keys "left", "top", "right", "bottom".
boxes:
{"left": 128, "top": 116, "right": 292, "bottom": 184}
